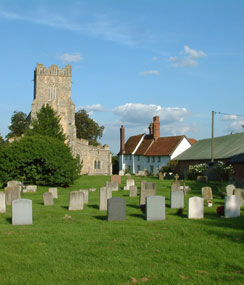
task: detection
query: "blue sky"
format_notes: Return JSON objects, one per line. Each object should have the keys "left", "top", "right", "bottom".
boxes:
{"left": 0, "top": 0, "right": 244, "bottom": 153}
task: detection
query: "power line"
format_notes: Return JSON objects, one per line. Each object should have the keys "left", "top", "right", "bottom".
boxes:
{"left": 215, "top": 111, "right": 244, "bottom": 118}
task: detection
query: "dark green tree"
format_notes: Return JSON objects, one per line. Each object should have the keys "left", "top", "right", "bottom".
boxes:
{"left": 0, "top": 134, "right": 5, "bottom": 145}
{"left": 75, "top": 109, "right": 104, "bottom": 146}
{"left": 6, "top": 111, "right": 28, "bottom": 139}
{"left": 26, "top": 104, "right": 66, "bottom": 141}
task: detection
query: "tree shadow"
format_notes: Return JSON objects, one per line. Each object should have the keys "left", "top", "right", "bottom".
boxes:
{"left": 6, "top": 217, "right": 12, "bottom": 224}
{"left": 130, "top": 213, "right": 145, "bottom": 220}
{"left": 93, "top": 215, "right": 107, "bottom": 221}
{"left": 88, "top": 204, "right": 99, "bottom": 209}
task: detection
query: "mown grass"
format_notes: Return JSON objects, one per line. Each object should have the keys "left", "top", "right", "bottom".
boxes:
{"left": 0, "top": 176, "right": 243, "bottom": 285}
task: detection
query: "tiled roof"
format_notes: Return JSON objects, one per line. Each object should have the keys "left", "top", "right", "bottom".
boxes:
{"left": 122, "top": 134, "right": 144, "bottom": 154}
{"left": 145, "top": 136, "right": 185, "bottom": 156}
{"left": 188, "top": 138, "right": 197, "bottom": 145}
{"left": 134, "top": 135, "right": 154, "bottom": 155}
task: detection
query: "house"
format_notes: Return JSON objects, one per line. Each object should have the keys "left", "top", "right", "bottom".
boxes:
{"left": 173, "top": 132, "right": 244, "bottom": 181}
{"left": 118, "top": 116, "right": 195, "bottom": 174}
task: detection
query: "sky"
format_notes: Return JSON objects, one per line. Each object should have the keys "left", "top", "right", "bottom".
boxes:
{"left": 0, "top": 0, "right": 244, "bottom": 154}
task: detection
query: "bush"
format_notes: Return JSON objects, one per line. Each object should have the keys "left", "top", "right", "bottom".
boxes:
{"left": 0, "top": 135, "right": 80, "bottom": 187}
{"left": 214, "top": 161, "right": 234, "bottom": 181}
{"left": 188, "top": 163, "right": 208, "bottom": 180}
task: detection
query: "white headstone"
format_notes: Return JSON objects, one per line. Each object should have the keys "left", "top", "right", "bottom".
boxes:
{"left": 146, "top": 196, "right": 165, "bottom": 221}
{"left": 224, "top": 195, "right": 240, "bottom": 218}
{"left": 124, "top": 179, "right": 135, "bottom": 190}
{"left": 99, "top": 187, "right": 107, "bottom": 211}
{"left": 26, "top": 185, "right": 37, "bottom": 192}
{"left": 188, "top": 197, "right": 204, "bottom": 219}
{"left": 49, "top": 188, "right": 58, "bottom": 199}
{"left": 79, "top": 190, "right": 89, "bottom": 204}
{"left": 0, "top": 192, "right": 6, "bottom": 213}
{"left": 119, "top": 170, "right": 125, "bottom": 176}
{"left": 69, "top": 191, "right": 84, "bottom": 210}
{"left": 12, "top": 199, "right": 32, "bottom": 225}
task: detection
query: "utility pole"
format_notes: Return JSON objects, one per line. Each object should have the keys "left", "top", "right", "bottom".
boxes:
{"left": 211, "top": 111, "right": 214, "bottom": 162}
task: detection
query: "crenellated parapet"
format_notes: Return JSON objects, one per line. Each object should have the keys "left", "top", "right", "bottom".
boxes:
{"left": 35, "top": 64, "right": 72, "bottom": 76}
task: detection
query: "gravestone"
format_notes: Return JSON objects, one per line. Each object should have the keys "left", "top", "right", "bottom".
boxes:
{"left": 12, "top": 199, "right": 32, "bottom": 225}
{"left": 171, "top": 191, "right": 184, "bottom": 209}
{"left": 141, "top": 181, "right": 156, "bottom": 192}
{"left": 136, "top": 170, "right": 146, "bottom": 177}
{"left": 124, "top": 179, "right": 135, "bottom": 190}
{"left": 234, "top": 188, "right": 244, "bottom": 206}
{"left": 43, "top": 192, "right": 53, "bottom": 206}
{"left": 171, "top": 181, "right": 180, "bottom": 191}
{"left": 89, "top": 188, "right": 96, "bottom": 192}
{"left": 119, "top": 170, "right": 125, "bottom": 176}
{"left": 49, "top": 188, "right": 58, "bottom": 199}
{"left": 226, "top": 184, "right": 235, "bottom": 196}
{"left": 201, "top": 186, "right": 213, "bottom": 200}
{"left": 159, "top": 172, "right": 164, "bottom": 180}
{"left": 146, "top": 196, "right": 165, "bottom": 221}
{"left": 107, "top": 197, "right": 126, "bottom": 221}
{"left": 106, "top": 181, "right": 118, "bottom": 191}
{"left": 79, "top": 190, "right": 89, "bottom": 204}
{"left": 99, "top": 187, "right": 112, "bottom": 211}
{"left": 129, "top": 186, "right": 138, "bottom": 197}
{"left": 0, "top": 192, "right": 6, "bottom": 213}
{"left": 188, "top": 197, "right": 204, "bottom": 219}
{"left": 7, "top": 180, "right": 22, "bottom": 188}
{"left": 25, "top": 185, "right": 37, "bottom": 192}
{"left": 140, "top": 183, "right": 156, "bottom": 206}
{"left": 69, "top": 191, "right": 84, "bottom": 210}
{"left": 5, "top": 186, "right": 21, "bottom": 206}
{"left": 111, "top": 175, "right": 121, "bottom": 185}
{"left": 125, "top": 173, "right": 131, "bottom": 177}
{"left": 224, "top": 195, "right": 240, "bottom": 218}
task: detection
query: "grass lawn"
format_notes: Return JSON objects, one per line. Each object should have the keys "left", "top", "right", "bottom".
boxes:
{"left": 0, "top": 176, "right": 243, "bottom": 285}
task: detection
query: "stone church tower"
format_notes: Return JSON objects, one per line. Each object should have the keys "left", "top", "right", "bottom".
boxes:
{"left": 30, "top": 64, "right": 112, "bottom": 175}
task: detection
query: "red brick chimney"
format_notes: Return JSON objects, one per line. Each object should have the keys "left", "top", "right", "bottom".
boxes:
{"left": 148, "top": 123, "right": 153, "bottom": 135}
{"left": 153, "top": 116, "right": 160, "bottom": 140}
{"left": 120, "top": 125, "right": 125, "bottom": 154}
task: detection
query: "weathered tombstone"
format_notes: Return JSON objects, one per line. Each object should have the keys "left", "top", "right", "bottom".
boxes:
{"left": 99, "top": 187, "right": 112, "bottom": 211}
{"left": 159, "top": 172, "right": 164, "bottom": 180}
{"left": 43, "top": 192, "right": 54, "bottom": 206}
{"left": 201, "top": 186, "right": 213, "bottom": 200}
{"left": 188, "top": 197, "right": 204, "bottom": 219}
{"left": 5, "top": 186, "right": 21, "bottom": 206}
{"left": 119, "top": 170, "right": 125, "bottom": 176}
{"left": 197, "top": 176, "right": 208, "bottom": 182}
{"left": 107, "top": 197, "right": 126, "bottom": 221}
{"left": 136, "top": 170, "right": 145, "bottom": 177}
{"left": 111, "top": 175, "right": 121, "bottom": 185}
{"left": 146, "top": 196, "right": 165, "bottom": 221}
{"left": 171, "top": 181, "right": 180, "bottom": 191}
{"left": 234, "top": 188, "right": 244, "bottom": 206}
{"left": 0, "top": 192, "right": 6, "bottom": 213}
{"left": 129, "top": 186, "right": 138, "bottom": 197}
{"left": 226, "top": 184, "right": 235, "bottom": 196}
{"left": 224, "top": 195, "right": 240, "bottom": 218}
{"left": 140, "top": 184, "right": 156, "bottom": 206}
{"left": 89, "top": 188, "right": 96, "bottom": 192}
{"left": 7, "top": 180, "right": 22, "bottom": 188}
{"left": 171, "top": 191, "right": 184, "bottom": 209}
{"left": 69, "top": 191, "right": 84, "bottom": 210}
{"left": 79, "top": 190, "right": 89, "bottom": 204}
{"left": 125, "top": 173, "right": 131, "bottom": 177}
{"left": 12, "top": 199, "right": 32, "bottom": 225}
{"left": 124, "top": 179, "right": 135, "bottom": 190}
{"left": 25, "top": 185, "right": 37, "bottom": 192}
{"left": 49, "top": 188, "right": 58, "bottom": 199}
{"left": 106, "top": 181, "right": 118, "bottom": 191}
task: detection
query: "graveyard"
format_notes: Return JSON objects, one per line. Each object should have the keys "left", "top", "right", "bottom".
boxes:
{"left": 0, "top": 175, "right": 243, "bottom": 284}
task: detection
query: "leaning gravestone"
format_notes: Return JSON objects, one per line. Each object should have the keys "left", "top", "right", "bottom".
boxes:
{"left": 49, "top": 188, "right": 58, "bottom": 199}
{"left": 129, "top": 186, "right": 138, "bottom": 197}
{"left": 171, "top": 180, "right": 180, "bottom": 191}
{"left": 201, "top": 186, "right": 213, "bottom": 200}
{"left": 79, "top": 190, "right": 89, "bottom": 204}
{"left": 106, "top": 181, "right": 118, "bottom": 191}
{"left": 171, "top": 190, "right": 184, "bottom": 209}
{"left": 124, "top": 179, "right": 135, "bottom": 190}
{"left": 119, "top": 170, "right": 125, "bottom": 176}
{"left": 146, "top": 196, "right": 165, "bottom": 221}
{"left": 25, "top": 185, "right": 37, "bottom": 193}
{"left": 188, "top": 197, "right": 204, "bottom": 219}
{"left": 5, "top": 186, "right": 21, "bottom": 206}
{"left": 226, "top": 184, "right": 235, "bottom": 196}
{"left": 234, "top": 188, "right": 244, "bottom": 206}
{"left": 12, "top": 199, "right": 32, "bottom": 225}
{"left": 224, "top": 195, "right": 240, "bottom": 218}
{"left": 43, "top": 192, "right": 54, "bottom": 206}
{"left": 69, "top": 191, "right": 84, "bottom": 211}
{"left": 111, "top": 175, "right": 121, "bottom": 185}
{"left": 99, "top": 187, "right": 112, "bottom": 211}
{"left": 0, "top": 192, "right": 6, "bottom": 213}
{"left": 107, "top": 197, "right": 126, "bottom": 221}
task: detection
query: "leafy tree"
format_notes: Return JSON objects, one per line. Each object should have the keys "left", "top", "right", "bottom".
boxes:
{"left": 6, "top": 111, "right": 28, "bottom": 139}
{"left": 26, "top": 104, "right": 66, "bottom": 141}
{"left": 0, "top": 134, "right": 5, "bottom": 145}
{"left": 75, "top": 109, "right": 104, "bottom": 146}
{"left": 0, "top": 135, "right": 80, "bottom": 187}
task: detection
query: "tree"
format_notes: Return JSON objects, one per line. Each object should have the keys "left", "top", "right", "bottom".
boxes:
{"left": 26, "top": 104, "right": 66, "bottom": 142}
{"left": 75, "top": 109, "right": 104, "bottom": 146}
{"left": 0, "top": 134, "right": 5, "bottom": 146}
{"left": 6, "top": 111, "right": 28, "bottom": 139}
{"left": 0, "top": 135, "right": 80, "bottom": 187}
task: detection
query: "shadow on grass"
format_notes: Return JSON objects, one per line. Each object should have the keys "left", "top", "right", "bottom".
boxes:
{"left": 93, "top": 215, "right": 107, "bottom": 221}
{"left": 88, "top": 204, "right": 99, "bottom": 210}
{"left": 127, "top": 204, "right": 140, "bottom": 209}
{"left": 61, "top": 206, "right": 69, "bottom": 210}
{"left": 6, "top": 217, "right": 12, "bottom": 224}
{"left": 130, "top": 213, "right": 145, "bottom": 220}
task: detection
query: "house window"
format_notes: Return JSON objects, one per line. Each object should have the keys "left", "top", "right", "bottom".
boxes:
{"left": 147, "top": 157, "right": 150, "bottom": 163}
{"left": 158, "top": 157, "right": 161, "bottom": 162}
{"left": 137, "top": 156, "right": 140, "bottom": 161}
{"left": 152, "top": 157, "right": 155, "bottom": 163}
{"left": 128, "top": 166, "right": 131, "bottom": 172}
{"left": 129, "top": 155, "right": 132, "bottom": 160}
{"left": 138, "top": 165, "right": 140, "bottom": 171}
{"left": 150, "top": 165, "right": 153, "bottom": 173}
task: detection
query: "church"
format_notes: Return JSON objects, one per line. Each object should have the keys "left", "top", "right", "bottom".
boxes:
{"left": 30, "top": 64, "right": 112, "bottom": 175}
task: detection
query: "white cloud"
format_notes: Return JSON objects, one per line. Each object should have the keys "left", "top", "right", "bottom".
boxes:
{"left": 76, "top": 104, "right": 105, "bottom": 114}
{"left": 221, "top": 114, "right": 238, "bottom": 121}
{"left": 59, "top": 53, "right": 83, "bottom": 63}
{"left": 113, "top": 103, "right": 188, "bottom": 125}
{"left": 139, "top": 70, "right": 159, "bottom": 77}
{"left": 225, "top": 121, "right": 244, "bottom": 133}
{"left": 169, "top": 45, "right": 207, "bottom": 67}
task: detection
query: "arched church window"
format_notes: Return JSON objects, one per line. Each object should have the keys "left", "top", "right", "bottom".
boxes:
{"left": 97, "top": 160, "right": 101, "bottom": 169}
{"left": 94, "top": 160, "right": 97, "bottom": 169}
